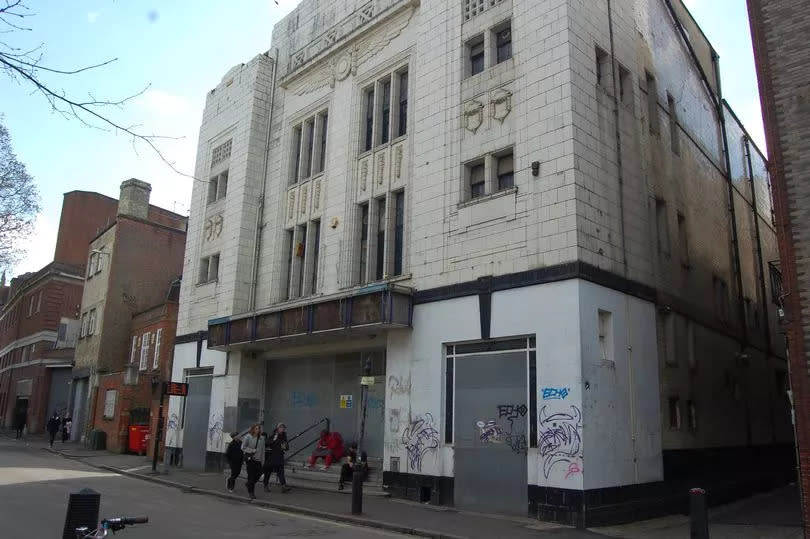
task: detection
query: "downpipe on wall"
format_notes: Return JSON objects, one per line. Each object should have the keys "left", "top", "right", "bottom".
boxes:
{"left": 248, "top": 48, "right": 280, "bottom": 312}
{"left": 606, "top": 0, "right": 629, "bottom": 275}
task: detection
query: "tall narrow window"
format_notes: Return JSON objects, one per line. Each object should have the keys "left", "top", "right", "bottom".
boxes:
{"left": 469, "top": 163, "right": 485, "bottom": 199}
{"left": 208, "top": 254, "right": 220, "bottom": 282}
{"left": 364, "top": 88, "right": 375, "bottom": 152}
{"left": 469, "top": 38, "right": 485, "bottom": 76}
{"left": 656, "top": 199, "right": 670, "bottom": 255}
{"left": 139, "top": 333, "right": 150, "bottom": 371}
{"left": 687, "top": 400, "right": 697, "bottom": 431}
{"left": 393, "top": 191, "right": 405, "bottom": 276}
{"left": 318, "top": 114, "right": 328, "bottom": 173}
{"left": 285, "top": 230, "right": 294, "bottom": 299}
{"left": 153, "top": 328, "right": 162, "bottom": 370}
{"left": 380, "top": 79, "right": 391, "bottom": 145}
{"left": 496, "top": 152, "right": 514, "bottom": 191}
{"left": 596, "top": 46, "right": 609, "bottom": 87}
{"left": 398, "top": 71, "right": 408, "bottom": 137}
{"left": 217, "top": 171, "right": 228, "bottom": 200}
{"left": 375, "top": 198, "right": 386, "bottom": 281}
{"left": 663, "top": 312, "right": 676, "bottom": 365}
{"left": 198, "top": 257, "right": 210, "bottom": 284}
{"left": 130, "top": 336, "right": 138, "bottom": 364}
{"left": 207, "top": 177, "right": 219, "bottom": 204}
{"left": 359, "top": 204, "right": 369, "bottom": 283}
{"left": 668, "top": 396, "right": 681, "bottom": 429}
{"left": 618, "top": 64, "right": 631, "bottom": 105}
{"left": 496, "top": 24, "right": 512, "bottom": 63}
{"left": 80, "top": 313, "right": 88, "bottom": 338}
{"left": 677, "top": 212, "right": 689, "bottom": 267}
{"left": 304, "top": 119, "right": 315, "bottom": 178}
{"left": 668, "top": 93, "right": 680, "bottom": 155}
{"left": 598, "top": 310, "right": 613, "bottom": 362}
{"left": 646, "top": 71, "right": 660, "bottom": 134}
{"left": 310, "top": 221, "right": 321, "bottom": 294}
{"left": 291, "top": 125, "right": 302, "bottom": 184}
{"left": 296, "top": 225, "right": 306, "bottom": 298}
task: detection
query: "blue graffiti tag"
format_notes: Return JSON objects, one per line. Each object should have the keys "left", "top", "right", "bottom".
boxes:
{"left": 367, "top": 397, "right": 385, "bottom": 409}
{"left": 290, "top": 391, "right": 318, "bottom": 408}
{"left": 542, "top": 387, "right": 570, "bottom": 400}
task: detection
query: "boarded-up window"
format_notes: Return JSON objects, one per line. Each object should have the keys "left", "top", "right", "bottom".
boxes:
{"left": 103, "top": 390, "right": 117, "bottom": 419}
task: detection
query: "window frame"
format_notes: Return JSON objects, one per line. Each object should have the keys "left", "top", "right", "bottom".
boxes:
{"left": 467, "top": 35, "right": 485, "bottom": 77}
{"left": 494, "top": 150, "right": 514, "bottom": 191}
{"left": 103, "top": 389, "right": 117, "bottom": 419}
{"left": 494, "top": 23, "right": 512, "bottom": 64}
{"left": 139, "top": 332, "right": 150, "bottom": 371}
{"left": 153, "top": 328, "right": 162, "bottom": 370}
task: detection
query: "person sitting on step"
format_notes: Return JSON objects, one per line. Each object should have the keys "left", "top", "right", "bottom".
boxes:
{"left": 338, "top": 442, "right": 368, "bottom": 491}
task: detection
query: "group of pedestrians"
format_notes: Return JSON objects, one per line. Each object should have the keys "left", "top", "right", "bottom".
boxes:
{"left": 227, "top": 422, "right": 291, "bottom": 499}
{"left": 45, "top": 411, "right": 72, "bottom": 447}
{"left": 224, "top": 423, "right": 368, "bottom": 499}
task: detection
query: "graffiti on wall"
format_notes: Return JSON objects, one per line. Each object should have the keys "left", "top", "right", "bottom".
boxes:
{"left": 497, "top": 403, "right": 528, "bottom": 429}
{"left": 388, "top": 375, "right": 412, "bottom": 396}
{"left": 541, "top": 387, "right": 570, "bottom": 400}
{"left": 208, "top": 412, "right": 224, "bottom": 451}
{"left": 290, "top": 391, "right": 318, "bottom": 408}
{"left": 539, "top": 405, "right": 582, "bottom": 479}
{"left": 367, "top": 396, "right": 385, "bottom": 410}
{"left": 401, "top": 413, "right": 439, "bottom": 472}
{"left": 476, "top": 420, "right": 504, "bottom": 444}
{"left": 389, "top": 408, "right": 401, "bottom": 433}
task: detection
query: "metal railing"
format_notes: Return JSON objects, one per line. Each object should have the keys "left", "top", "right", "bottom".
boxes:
{"left": 285, "top": 417, "right": 330, "bottom": 462}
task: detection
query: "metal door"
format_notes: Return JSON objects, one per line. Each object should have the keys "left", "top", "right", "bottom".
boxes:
{"left": 454, "top": 351, "right": 528, "bottom": 514}
{"left": 70, "top": 378, "right": 88, "bottom": 442}
{"left": 183, "top": 371, "right": 212, "bottom": 470}
{"left": 357, "top": 375, "right": 385, "bottom": 458}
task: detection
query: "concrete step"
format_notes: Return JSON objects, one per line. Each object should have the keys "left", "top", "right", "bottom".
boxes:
{"left": 284, "top": 466, "right": 383, "bottom": 487}
{"left": 280, "top": 475, "right": 390, "bottom": 497}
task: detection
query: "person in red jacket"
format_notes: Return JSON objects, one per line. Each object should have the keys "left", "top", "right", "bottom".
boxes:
{"left": 307, "top": 429, "right": 344, "bottom": 469}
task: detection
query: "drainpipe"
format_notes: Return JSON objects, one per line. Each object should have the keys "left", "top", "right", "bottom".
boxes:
{"left": 248, "top": 48, "right": 280, "bottom": 312}
{"left": 606, "top": 0, "right": 629, "bottom": 275}
{"left": 743, "top": 135, "right": 772, "bottom": 353}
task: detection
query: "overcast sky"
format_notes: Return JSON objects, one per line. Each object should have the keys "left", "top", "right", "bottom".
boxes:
{"left": 1, "top": 0, "right": 763, "bottom": 278}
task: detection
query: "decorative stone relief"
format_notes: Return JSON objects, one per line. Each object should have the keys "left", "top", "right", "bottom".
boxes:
{"left": 377, "top": 153, "right": 386, "bottom": 185}
{"left": 464, "top": 100, "right": 485, "bottom": 133}
{"left": 287, "top": 4, "right": 415, "bottom": 96}
{"left": 203, "top": 214, "right": 224, "bottom": 241}
{"left": 314, "top": 180, "right": 322, "bottom": 210}
{"left": 287, "top": 192, "right": 296, "bottom": 221}
{"left": 301, "top": 184, "right": 309, "bottom": 215}
{"left": 394, "top": 145, "right": 404, "bottom": 180}
{"left": 360, "top": 160, "right": 369, "bottom": 192}
{"left": 491, "top": 88, "right": 513, "bottom": 123}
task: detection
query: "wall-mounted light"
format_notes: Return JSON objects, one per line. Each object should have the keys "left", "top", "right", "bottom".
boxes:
{"left": 531, "top": 161, "right": 540, "bottom": 177}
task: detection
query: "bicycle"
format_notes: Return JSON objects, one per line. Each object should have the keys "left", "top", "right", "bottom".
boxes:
{"left": 74, "top": 516, "right": 149, "bottom": 538}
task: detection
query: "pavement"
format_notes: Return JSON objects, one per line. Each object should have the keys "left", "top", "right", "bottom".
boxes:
{"left": 2, "top": 431, "right": 804, "bottom": 538}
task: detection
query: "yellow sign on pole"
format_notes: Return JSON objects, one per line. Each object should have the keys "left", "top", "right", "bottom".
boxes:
{"left": 360, "top": 376, "right": 375, "bottom": 386}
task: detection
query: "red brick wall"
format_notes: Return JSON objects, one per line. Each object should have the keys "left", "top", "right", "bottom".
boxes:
{"left": 748, "top": 0, "right": 810, "bottom": 529}
{"left": 53, "top": 192, "right": 119, "bottom": 269}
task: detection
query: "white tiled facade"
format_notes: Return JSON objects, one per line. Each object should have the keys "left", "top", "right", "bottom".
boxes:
{"left": 172, "top": 0, "right": 790, "bottom": 521}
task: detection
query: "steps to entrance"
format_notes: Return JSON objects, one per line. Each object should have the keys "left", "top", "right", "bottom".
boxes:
{"left": 281, "top": 458, "right": 388, "bottom": 497}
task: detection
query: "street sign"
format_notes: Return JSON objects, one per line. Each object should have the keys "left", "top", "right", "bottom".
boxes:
{"left": 360, "top": 376, "right": 375, "bottom": 386}
{"left": 163, "top": 382, "right": 189, "bottom": 397}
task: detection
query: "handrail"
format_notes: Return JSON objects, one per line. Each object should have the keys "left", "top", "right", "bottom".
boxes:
{"left": 231, "top": 417, "right": 330, "bottom": 462}
{"left": 287, "top": 417, "right": 330, "bottom": 445}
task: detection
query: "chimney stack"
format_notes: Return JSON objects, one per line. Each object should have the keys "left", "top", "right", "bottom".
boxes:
{"left": 118, "top": 179, "right": 151, "bottom": 220}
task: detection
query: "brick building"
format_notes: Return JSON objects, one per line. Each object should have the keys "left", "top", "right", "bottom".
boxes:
{"left": 71, "top": 179, "right": 187, "bottom": 445}
{"left": 0, "top": 191, "right": 118, "bottom": 434}
{"left": 93, "top": 281, "right": 180, "bottom": 455}
{"left": 747, "top": 0, "right": 810, "bottom": 530}
{"left": 169, "top": 0, "right": 789, "bottom": 525}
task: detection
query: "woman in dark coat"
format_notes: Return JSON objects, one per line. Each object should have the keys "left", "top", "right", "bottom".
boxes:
{"left": 262, "top": 423, "right": 290, "bottom": 493}
{"left": 225, "top": 432, "right": 243, "bottom": 492}
{"left": 46, "top": 412, "right": 60, "bottom": 447}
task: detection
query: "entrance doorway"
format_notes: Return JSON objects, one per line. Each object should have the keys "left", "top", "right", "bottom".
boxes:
{"left": 13, "top": 397, "right": 28, "bottom": 429}
{"left": 451, "top": 338, "right": 534, "bottom": 515}
{"left": 264, "top": 352, "right": 386, "bottom": 458}
{"left": 183, "top": 369, "right": 213, "bottom": 470}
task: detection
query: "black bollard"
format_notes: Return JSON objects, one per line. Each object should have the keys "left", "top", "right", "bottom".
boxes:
{"left": 689, "top": 487, "right": 709, "bottom": 539}
{"left": 351, "top": 463, "right": 364, "bottom": 515}
{"left": 63, "top": 488, "right": 100, "bottom": 539}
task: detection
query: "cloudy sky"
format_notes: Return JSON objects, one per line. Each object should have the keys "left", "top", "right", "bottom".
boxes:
{"left": 1, "top": 0, "right": 763, "bottom": 277}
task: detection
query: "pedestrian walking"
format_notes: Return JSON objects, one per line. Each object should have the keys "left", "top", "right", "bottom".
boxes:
{"left": 225, "top": 431, "right": 243, "bottom": 492}
{"left": 262, "top": 422, "right": 290, "bottom": 493}
{"left": 46, "top": 412, "right": 61, "bottom": 447}
{"left": 61, "top": 414, "right": 72, "bottom": 443}
{"left": 14, "top": 410, "right": 26, "bottom": 439}
{"left": 241, "top": 424, "right": 264, "bottom": 499}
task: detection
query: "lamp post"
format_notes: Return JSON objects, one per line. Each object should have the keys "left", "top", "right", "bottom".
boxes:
{"left": 352, "top": 357, "right": 373, "bottom": 515}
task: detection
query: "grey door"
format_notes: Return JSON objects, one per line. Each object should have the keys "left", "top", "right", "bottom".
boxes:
{"left": 70, "top": 378, "right": 88, "bottom": 442}
{"left": 454, "top": 351, "right": 528, "bottom": 515}
{"left": 183, "top": 371, "right": 212, "bottom": 470}
{"left": 357, "top": 375, "right": 385, "bottom": 458}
